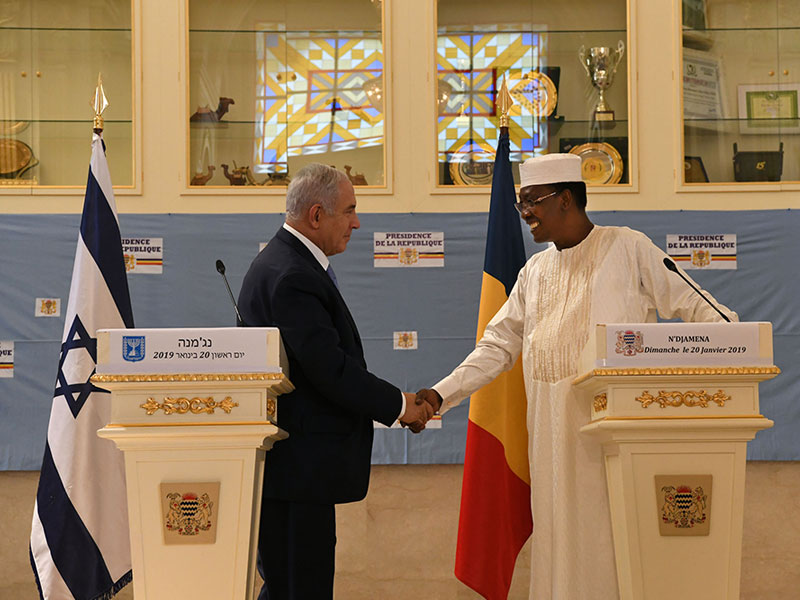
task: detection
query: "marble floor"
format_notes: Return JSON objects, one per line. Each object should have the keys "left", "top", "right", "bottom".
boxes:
{"left": 4, "top": 462, "right": 799, "bottom": 599}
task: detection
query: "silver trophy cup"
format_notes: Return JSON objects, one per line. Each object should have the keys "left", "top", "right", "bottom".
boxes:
{"left": 579, "top": 40, "right": 625, "bottom": 121}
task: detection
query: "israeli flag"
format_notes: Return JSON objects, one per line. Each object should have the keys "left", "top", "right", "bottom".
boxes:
{"left": 30, "top": 133, "right": 135, "bottom": 599}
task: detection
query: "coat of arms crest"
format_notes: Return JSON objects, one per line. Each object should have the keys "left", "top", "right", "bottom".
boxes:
{"left": 122, "top": 335, "right": 146, "bottom": 362}
{"left": 165, "top": 492, "right": 214, "bottom": 536}
{"left": 615, "top": 329, "right": 643, "bottom": 356}
{"left": 40, "top": 299, "right": 58, "bottom": 315}
{"left": 692, "top": 249, "right": 711, "bottom": 268}
{"left": 660, "top": 485, "right": 707, "bottom": 529}
{"left": 396, "top": 332, "right": 416, "bottom": 348}
{"left": 124, "top": 253, "right": 137, "bottom": 271}
{"left": 398, "top": 247, "right": 418, "bottom": 265}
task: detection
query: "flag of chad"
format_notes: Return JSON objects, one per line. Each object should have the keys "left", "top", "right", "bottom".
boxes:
{"left": 454, "top": 130, "right": 532, "bottom": 599}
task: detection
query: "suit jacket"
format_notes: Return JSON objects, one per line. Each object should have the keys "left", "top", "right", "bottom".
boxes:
{"left": 238, "top": 226, "right": 401, "bottom": 504}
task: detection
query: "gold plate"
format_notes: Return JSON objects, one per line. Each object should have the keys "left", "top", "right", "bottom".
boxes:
{"left": 0, "top": 139, "right": 35, "bottom": 177}
{"left": 449, "top": 154, "right": 494, "bottom": 186}
{"left": 509, "top": 71, "right": 557, "bottom": 117}
{"left": 568, "top": 142, "right": 623, "bottom": 185}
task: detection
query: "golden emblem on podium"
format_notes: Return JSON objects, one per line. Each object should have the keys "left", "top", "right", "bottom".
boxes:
{"left": 654, "top": 474, "right": 712, "bottom": 536}
{"left": 660, "top": 485, "right": 707, "bottom": 529}
{"left": 124, "top": 253, "right": 136, "bottom": 271}
{"left": 165, "top": 492, "right": 214, "bottom": 536}
{"left": 161, "top": 482, "right": 221, "bottom": 544}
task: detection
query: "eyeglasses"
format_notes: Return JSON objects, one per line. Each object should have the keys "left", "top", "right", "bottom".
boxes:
{"left": 514, "top": 189, "right": 559, "bottom": 214}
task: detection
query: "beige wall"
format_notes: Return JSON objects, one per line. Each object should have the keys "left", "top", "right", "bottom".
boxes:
{"left": 4, "top": 462, "right": 799, "bottom": 599}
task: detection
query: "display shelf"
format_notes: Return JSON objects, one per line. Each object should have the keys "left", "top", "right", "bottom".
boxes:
{"left": 0, "top": 121, "right": 134, "bottom": 188}
{"left": 187, "top": 0, "right": 387, "bottom": 191}
{"left": 677, "top": 0, "right": 800, "bottom": 188}
{"left": 0, "top": 0, "right": 136, "bottom": 191}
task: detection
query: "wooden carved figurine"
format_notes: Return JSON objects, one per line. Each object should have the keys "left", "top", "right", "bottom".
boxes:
{"left": 221, "top": 163, "right": 247, "bottom": 186}
{"left": 190, "top": 97, "right": 235, "bottom": 122}
{"left": 190, "top": 165, "right": 215, "bottom": 186}
{"left": 344, "top": 165, "right": 368, "bottom": 186}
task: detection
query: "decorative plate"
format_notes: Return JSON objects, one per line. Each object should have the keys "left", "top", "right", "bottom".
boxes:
{"left": 568, "top": 142, "right": 623, "bottom": 185}
{"left": 448, "top": 154, "right": 494, "bottom": 186}
{"left": 0, "top": 120, "right": 29, "bottom": 136}
{"left": 0, "top": 139, "right": 35, "bottom": 177}
{"left": 509, "top": 71, "right": 557, "bottom": 117}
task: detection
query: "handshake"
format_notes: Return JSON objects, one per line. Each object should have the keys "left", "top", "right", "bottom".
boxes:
{"left": 399, "top": 389, "right": 443, "bottom": 433}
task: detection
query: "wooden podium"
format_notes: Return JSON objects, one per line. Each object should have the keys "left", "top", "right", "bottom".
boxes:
{"left": 574, "top": 322, "right": 779, "bottom": 600}
{"left": 94, "top": 328, "right": 292, "bottom": 600}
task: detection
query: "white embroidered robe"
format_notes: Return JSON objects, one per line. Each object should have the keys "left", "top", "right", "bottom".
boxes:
{"left": 435, "top": 226, "right": 737, "bottom": 599}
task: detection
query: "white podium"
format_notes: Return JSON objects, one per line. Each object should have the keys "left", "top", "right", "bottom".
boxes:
{"left": 575, "top": 323, "right": 779, "bottom": 600}
{"left": 94, "top": 328, "right": 293, "bottom": 600}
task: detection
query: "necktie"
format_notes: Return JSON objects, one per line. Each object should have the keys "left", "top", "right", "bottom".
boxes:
{"left": 326, "top": 264, "right": 339, "bottom": 289}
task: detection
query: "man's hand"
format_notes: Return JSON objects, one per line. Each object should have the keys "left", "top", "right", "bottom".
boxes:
{"left": 415, "top": 388, "right": 442, "bottom": 414}
{"left": 399, "top": 392, "right": 434, "bottom": 433}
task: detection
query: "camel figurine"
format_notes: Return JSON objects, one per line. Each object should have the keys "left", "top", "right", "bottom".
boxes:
{"left": 190, "top": 97, "right": 235, "bottom": 122}
{"left": 221, "top": 163, "right": 247, "bottom": 186}
{"left": 344, "top": 165, "right": 368, "bottom": 186}
{"left": 264, "top": 172, "right": 291, "bottom": 186}
{"left": 190, "top": 165, "right": 215, "bottom": 186}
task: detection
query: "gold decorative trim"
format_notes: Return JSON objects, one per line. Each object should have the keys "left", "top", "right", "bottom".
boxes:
{"left": 105, "top": 420, "right": 281, "bottom": 428}
{"left": 593, "top": 393, "right": 608, "bottom": 412}
{"left": 636, "top": 390, "right": 730, "bottom": 409}
{"left": 573, "top": 366, "right": 780, "bottom": 385}
{"left": 267, "top": 398, "right": 277, "bottom": 418}
{"left": 141, "top": 396, "right": 239, "bottom": 415}
{"left": 590, "top": 413, "right": 766, "bottom": 422}
{"left": 92, "top": 372, "right": 285, "bottom": 383}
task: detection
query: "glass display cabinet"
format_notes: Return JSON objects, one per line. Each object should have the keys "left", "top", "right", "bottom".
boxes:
{"left": 0, "top": 0, "right": 134, "bottom": 190}
{"left": 435, "top": 0, "right": 630, "bottom": 188}
{"left": 187, "top": 0, "right": 386, "bottom": 189}
{"left": 680, "top": 0, "right": 800, "bottom": 185}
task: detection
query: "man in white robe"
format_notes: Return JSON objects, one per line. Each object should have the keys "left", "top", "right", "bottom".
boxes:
{"left": 418, "top": 154, "right": 737, "bottom": 599}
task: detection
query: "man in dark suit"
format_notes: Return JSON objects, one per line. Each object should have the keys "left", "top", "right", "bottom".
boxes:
{"left": 238, "top": 163, "right": 433, "bottom": 600}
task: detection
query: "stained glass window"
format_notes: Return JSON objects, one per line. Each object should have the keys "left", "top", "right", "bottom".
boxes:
{"left": 437, "top": 28, "right": 554, "bottom": 184}
{"left": 254, "top": 30, "right": 384, "bottom": 179}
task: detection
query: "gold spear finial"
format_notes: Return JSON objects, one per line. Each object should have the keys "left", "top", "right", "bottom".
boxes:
{"left": 497, "top": 76, "right": 513, "bottom": 129}
{"left": 91, "top": 73, "right": 109, "bottom": 133}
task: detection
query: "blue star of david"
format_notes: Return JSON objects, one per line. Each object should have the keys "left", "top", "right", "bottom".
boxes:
{"left": 53, "top": 315, "right": 108, "bottom": 419}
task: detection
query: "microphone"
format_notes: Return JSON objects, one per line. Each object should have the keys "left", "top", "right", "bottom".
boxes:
{"left": 663, "top": 257, "right": 731, "bottom": 322}
{"left": 215, "top": 259, "right": 246, "bottom": 326}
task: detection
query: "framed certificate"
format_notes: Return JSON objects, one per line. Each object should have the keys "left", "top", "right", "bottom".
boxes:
{"left": 683, "top": 49, "right": 725, "bottom": 122}
{"left": 737, "top": 83, "right": 800, "bottom": 134}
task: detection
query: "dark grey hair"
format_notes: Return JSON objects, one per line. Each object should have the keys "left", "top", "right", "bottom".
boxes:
{"left": 285, "top": 164, "right": 349, "bottom": 221}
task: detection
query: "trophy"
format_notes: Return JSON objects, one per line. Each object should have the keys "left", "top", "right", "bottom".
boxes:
{"left": 579, "top": 41, "right": 625, "bottom": 122}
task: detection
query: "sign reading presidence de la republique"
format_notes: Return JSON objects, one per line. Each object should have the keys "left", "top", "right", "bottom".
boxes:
{"left": 121, "top": 237, "right": 164, "bottom": 274}
{"left": 666, "top": 234, "right": 737, "bottom": 270}
{"left": 373, "top": 232, "right": 444, "bottom": 268}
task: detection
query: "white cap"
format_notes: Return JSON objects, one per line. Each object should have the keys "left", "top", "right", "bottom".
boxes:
{"left": 519, "top": 153, "right": 582, "bottom": 188}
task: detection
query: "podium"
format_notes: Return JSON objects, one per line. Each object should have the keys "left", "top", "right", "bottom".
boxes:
{"left": 93, "top": 328, "right": 293, "bottom": 600}
{"left": 575, "top": 322, "right": 779, "bottom": 600}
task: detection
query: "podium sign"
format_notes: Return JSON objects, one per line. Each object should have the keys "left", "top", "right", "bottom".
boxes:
{"left": 95, "top": 327, "right": 293, "bottom": 600}
{"left": 584, "top": 322, "right": 771, "bottom": 368}
{"left": 575, "top": 323, "right": 778, "bottom": 600}
{"left": 98, "top": 327, "right": 286, "bottom": 374}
